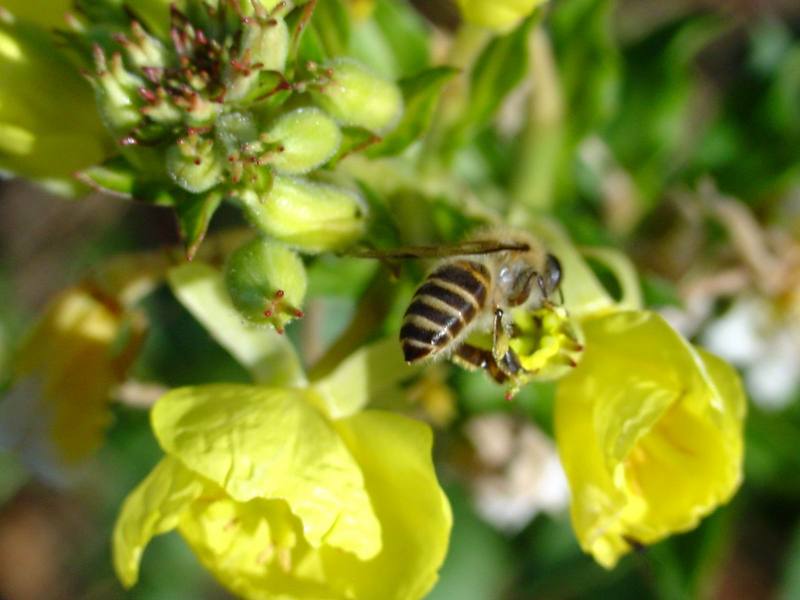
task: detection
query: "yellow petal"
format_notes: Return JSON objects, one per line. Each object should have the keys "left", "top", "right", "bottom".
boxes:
{"left": 112, "top": 457, "right": 207, "bottom": 588}
{"left": 14, "top": 286, "right": 143, "bottom": 463}
{"left": 178, "top": 493, "right": 348, "bottom": 600}
{"left": 555, "top": 311, "right": 746, "bottom": 568}
{"left": 151, "top": 385, "right": 381, "bottom": 560}
{"left": 318, "top": 411, "right": 453, "bottom": 600}
{"left": 176, "top": 412, "right": 451, "bottom": 600}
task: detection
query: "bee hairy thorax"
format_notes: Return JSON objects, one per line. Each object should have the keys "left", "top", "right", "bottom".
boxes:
{"left": 400, "top": 259, "right": 490, "bottom": 363}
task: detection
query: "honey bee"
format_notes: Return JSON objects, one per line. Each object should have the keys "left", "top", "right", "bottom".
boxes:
{"left": 353, "top": 228, "right": 563, "bottom": 384}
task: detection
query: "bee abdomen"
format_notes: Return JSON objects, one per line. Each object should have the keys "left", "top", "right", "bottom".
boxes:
{"left": 400, "top": 260, "right": 490, "bottom": 363}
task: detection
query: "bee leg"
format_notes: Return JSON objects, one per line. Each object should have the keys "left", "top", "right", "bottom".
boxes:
{"left": 498, "top": 347, "right": 524, "bottom": 378}
{"left": 537, "top": 274, "right": 548, "bottom": 299}
{"left": 492, "top": 308, "right": 510, "bottom": 363}
{"left": 491, "top": 308, "right": 525, "bottom": 374}
{"left": 452, "top": 343, "right": 509, "bottom": 384}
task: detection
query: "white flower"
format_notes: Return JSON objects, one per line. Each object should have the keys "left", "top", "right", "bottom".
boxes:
{"left": 702, "top": 296, "right": 800, "bottom": 410}
{"left": 465, "top": 414, "right": 569, "bottom": 532}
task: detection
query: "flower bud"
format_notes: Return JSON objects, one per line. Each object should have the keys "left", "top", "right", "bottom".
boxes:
{"left": 226, "top": 12, "right": 289, "bottom": 101}
{"left": 224, "top": 237, "right": 307, "bottom": 331}
{"left": 166, "top": 135, "right": 224, "bottom": 193}
{"left": 457, "top": 0, "right": 547, "bottom": 32}
{"left": 240, "top": 176, "right": 367, "bottom": 252}
{"left": 262, "top": 107, "right": 341, "bottom": 175}
{"left": 241, "top": 15, "right": 288, "bottom": 72}
{"left": 92, "top": 47, "right": 145, "bottom": 134}
{"left": 117, "top": 20, "right": 168, "bottom": 70}
{"left": 312, "top": 58, "right": 403, "bottom": 134}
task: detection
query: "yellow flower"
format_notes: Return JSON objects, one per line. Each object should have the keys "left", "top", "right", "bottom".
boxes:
{"left": 555, "top": 311, "right": 745, "bottom": 568}
{"left": 0, "top": 12, "right": 111, "bottom": 194}
{"left": 1, "top": 286, "right": 145, "bottom": 474}
{"left": 113, "top": 263, "right": 451, "bottom": 599}
{"left": 457, "top": 0, "right": 547, "bottom": 32}
{"left": 521, "top": 223, "right": 746, "bottom": 568}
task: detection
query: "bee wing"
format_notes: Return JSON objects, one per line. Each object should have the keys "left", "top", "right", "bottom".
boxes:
{"left": 345, "top": 240, "right": 529, "bottom": 259}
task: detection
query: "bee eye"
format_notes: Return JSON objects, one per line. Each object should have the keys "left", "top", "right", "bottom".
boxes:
{"left": 545, "top": 253, "right": 562, "bottom": 293}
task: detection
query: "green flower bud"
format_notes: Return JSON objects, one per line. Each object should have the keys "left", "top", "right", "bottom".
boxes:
{"left": 224, "top": 237, "right": 307, "bottom": 332}
{"left": 0, "top": 12, "right": 110, "bottom": 193}
{"left": 312, "top": 58, "right": 403, "bottom": 134}
{"left": 226, "top": 11, "right": 289, "bottom": 102}
{"left": 263, "top": 107, "right": 341, "bottom": 175}
{"left": 240, "top": 176, "right": 367, "bottom": 252}
{"left": 242, "top": 16, "right": 288, "bottom": 72}
{"left": 117, "top": 20, "right": 168, "bottom": 70}
{"left": 215, "top": 111, "right": 259, "bottom": 154}
{"left": 138, "top": 88, "right": 182, "bottom": 125}
{"left": 166, "top": 135, "right": 224, "bottom": 193}
{"left": 93, "top": 47, "right": 144, "bottom": 134}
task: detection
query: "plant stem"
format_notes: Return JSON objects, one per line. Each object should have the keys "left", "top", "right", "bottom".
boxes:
{"left": 509, "top": 26, "right": 565, "bottom": 223}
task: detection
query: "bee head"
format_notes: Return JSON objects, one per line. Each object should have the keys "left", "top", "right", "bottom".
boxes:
{"left": 498, "top": 252, "right": 563, "bottom": 307}
{"left": 541, "top": 253, "right": 562, "bottom": 298}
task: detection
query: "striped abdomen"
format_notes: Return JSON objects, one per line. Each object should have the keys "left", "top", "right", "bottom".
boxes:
{"left": 400, "top": 260, "right": 490, "bottom": 363}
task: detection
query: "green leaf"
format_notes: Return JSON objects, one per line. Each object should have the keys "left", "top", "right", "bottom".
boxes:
{"left": 76, "top": 157, "right": 175, "bottom": 205}
{"left": 355, "top": 179, "right": 402, "bottom": 249}
{"left": 372, "top": 0, "right": 431, "bottom": 77}
{"left": 167, "top": 262, "right": 306, "bottom": 387}
{"left": 287, "top": 0, "right": 326, "bottom": 64}
{"left": 174, "top": 192, "right": 222, "bottom": 261}
{"left": 550, "top": 0, "right": 620, "bottom": 138}
{"left": 311, "top": 0, "right": 350, "bottom": 58}
{"left": 448, "top": 16, "right": 535, "bottom": 151}
{"left": 295, "top": 24, "right": 326, "bottom": 64}
{"left": 368, "top": 67, "right": 459, "bottom": 157}
{"left": 605, "top": 15, "right": 727, "bottom": 202}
